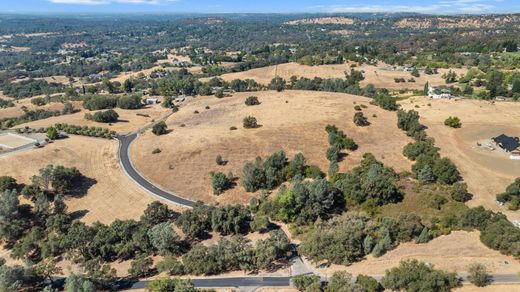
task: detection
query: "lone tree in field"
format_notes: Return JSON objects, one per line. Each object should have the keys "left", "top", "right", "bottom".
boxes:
{"left": 353, "top": 112, "right": 370, "bottom": 126}
{"left": 468, "top": 263, "right": 489, "bottom": 287}
{"left": 444, "top": 116, "right": 461, "bottom": 128}
{"left": 211, "top": 172, "right": 231, "bottom": 195}
{"left": 245, "top": 96, "right": 260, "bottom": 106}
{"left": 46, "top": 126, "right": 59, "bottom": 140}
{"left": 152, "top": 121, "right": 168, "bottom": 135}
{"left": 243, "top": 116, "right": 259, "bottom": 129}
{"left": 216, "top": 154, "right": 225, "bottom": 166}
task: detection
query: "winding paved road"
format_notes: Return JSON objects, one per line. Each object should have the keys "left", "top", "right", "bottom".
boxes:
{"left": 117, "top": 133, "right": 195, "bottom": 208}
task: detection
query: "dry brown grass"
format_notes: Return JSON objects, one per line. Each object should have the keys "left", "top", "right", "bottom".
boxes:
{"left": 204, "top": 62, "right": 467, "bottom": 91}
{"left": 0, "top": 135, "right": 184, "bottom": 224}
{"left": 0, "top": 97, "right": 67, "bottom": 119}
{"left": 130, "top": 90, "right": 412, "bottom": 205}
{"left": 400, "top": 97, "right": 520, "bottom": 222}
{"left": 455, "top": 284, "right": 520, "bottom": 291}
{"left": 320, "top": 231, "right": 520, "bottom": 276}
{"left": 16, "top": 103, "right": 170, "bottom": 135}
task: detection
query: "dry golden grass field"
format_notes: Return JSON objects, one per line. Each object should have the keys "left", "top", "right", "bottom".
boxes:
{"left": 130, "top": 90, "right": 413, "bottom": 205}
{"left": 400, "top": 97, "right": 520, "bottom": 222}
{"left": 205, "top": 62, "right": 468, "bottom": 91}
{"left": 0, "top": 135, "right": 183, "bottom": 224}
{"left": 322, "top": 231, "right": 520, "bottom": 276}
{"left": 17, "top": 103, "right": 170, "bottom": 135}
{"left": 0, "top": 97, "right": 67, "bottom": 119}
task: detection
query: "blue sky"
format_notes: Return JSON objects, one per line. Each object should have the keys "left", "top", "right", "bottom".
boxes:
{"left": 2, "top": 0, "right": 519, "bottom": 14}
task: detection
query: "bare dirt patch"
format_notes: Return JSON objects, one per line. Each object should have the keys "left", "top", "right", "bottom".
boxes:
{"left": 0, "top": 135, "right": 183, "bottom": 224}
{"left": 400, "top": 97, "right": 520, "bottom": 221}
{"left": 0, "top": 133, "right": 36, "bottom": 148}
{"left": 130, "top": 90, "right": 412, "bottom": 205}
{"left": 207, "top": 62, "right": 467, "bottom": 91}
{"left": 320, "top": 231, "right": 520, "bottom": 276}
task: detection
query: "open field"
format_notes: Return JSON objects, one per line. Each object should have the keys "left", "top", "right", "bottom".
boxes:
{"left": 400, "top": 97, "right": 520, "bottom": 221}
{"left": 0, "top": 135, "right": 183, "bottom": 224}
{"left": 0, "top": 133, "right": 37, "bottom": 148}
{"left": 456, "top": 285, "right": 520, "bottom": 291}
{"left": 0, "top": 96, "right": 68, "bottom": 119}
{"left": 16, "top": 103, "right": 170, "bottom": 135}
{"left": 204, "top": 62, "right": 468, "bottom": 90}
{"left": 321, "top": 231, "right": 520, "bottom": 276}
{"left": 130, "top": 90, "right": 413, "bottom": 205}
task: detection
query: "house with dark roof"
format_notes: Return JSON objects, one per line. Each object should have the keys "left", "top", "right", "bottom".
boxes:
{"left": 492, "top": 134, "right": 520, "bottom": 152}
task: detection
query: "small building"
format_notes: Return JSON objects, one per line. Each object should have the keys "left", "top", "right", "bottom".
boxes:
{"left": 495, "top": 96, "right": 514, "bottom": 101}
{"left": 428, "top": 86, "right": 451, "bottom": 99}
{"left": 144, "top": 98, "right": 159, "bottom": 105}
{"left": 492, "top": 134, "right": 520, "bottom": 152}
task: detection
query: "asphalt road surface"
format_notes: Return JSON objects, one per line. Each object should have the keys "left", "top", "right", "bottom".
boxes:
{"left": 126, "top": 277, "right": 291, "bottom": 290}
{"left": 117, "top": 133, "right": 195, "bottom": 208}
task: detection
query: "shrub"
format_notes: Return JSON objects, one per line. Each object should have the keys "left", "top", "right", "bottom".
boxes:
{"left": 444, "top": 116, "right": 461, "bottom": 128}
{"left": 152, "top": 121, "right": 168, "bottom": 136}
{"left": 230, "top": 126, "right": 237, "bottom": 130}
{"left": 293, "top": 274, "right": 321, "bottom": 292}
{"left": 245, "top": 96, "right": 260, "bottom": 106}
{"left": 152, "top": 148, "right": 162, "bottom": 154}
{"left": 216, "top": 154, "right": 225, "bottom": 166}
{"left": 85, "top": 109, "right": 119, "bottom": 123}
{"left": 353, "top": 112, "right": 370, "bottom": 126}
{"left": 496, "top": 178, "right": 520, "bottom": 210}
{"left": 46, "top": 126, "right": 59, "bottom": 140}
{"left": 450, "top": 182, "right": 472, "bottom": 202}
{"left": 215, "top": 89, "right": 224, "bottom": 98}
{"left": 211, "top": 172, "right": 231, "bottom": 195}
{"left": 243, "top": 116, "right": 259, "bottom": 129}
{"left": 468, "top": 263, "right": 489, "bottom": 287}
{"left": 148, "top": 278, "right": 195, "bottom": 292}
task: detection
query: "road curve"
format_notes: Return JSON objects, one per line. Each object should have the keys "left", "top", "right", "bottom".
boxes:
{"left": 117, "top": 133, "right": 195, "bottom": 208}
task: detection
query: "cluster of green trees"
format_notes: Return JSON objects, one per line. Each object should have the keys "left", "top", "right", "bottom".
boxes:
{"left": 182, "top": 230, "right": 290, "bottom": 275}
{"left": 82, "top": 94, "right": 142, "bottom": 111}
{"left": 54, "top": 123, "right": 117, "bottom": 139}
{"left": 398, "top": 110, "right": 461, "bottom": 185}
{"left": 84, "top": 109, "right": 119, "bottom": 123}
{"left": 242, "top": 151, "right": 322, "bottom": 193}
{"left": 325, "top": 124, "right": 357, "bottom": 167}
{"left": 0, "top": 168, "right": 294, "bottom": 289}
{"left": 254, "top": 178, "right": 343, "bottom": 225}
{"left": 299, "top": 213, "right": 426, "bottom": 265}
{"left": 1, "top": 79, "right": 64, "bottom": 99}
{"left": 381, "top": 259, "right": 459, "bottom": 291}
{"left": 496, "top": 178, "right": 520, "bottom": 210}
{"left": 334, "top": 153, "right": 403, "bottom": 207}
{"left": 0, "top": 98, "right": 14, "bottom": 108}
{"left": 293, "top": 272, "right": 382, "bottom": 292}
{"left": 1, "top": 104, "right": 76, "bottom": 129}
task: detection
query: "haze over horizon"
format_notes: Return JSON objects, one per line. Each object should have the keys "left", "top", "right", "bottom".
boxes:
{"left": 2, "top": 0, "right": 520, "bottom": 15}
